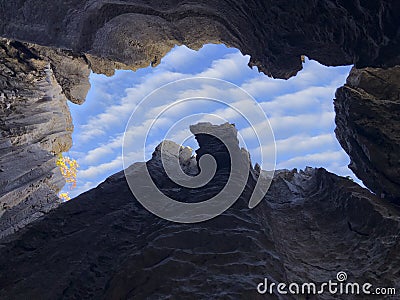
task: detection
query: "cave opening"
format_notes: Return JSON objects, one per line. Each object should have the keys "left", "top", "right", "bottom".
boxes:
{"left": 62, "top": 44, "right": 356, "bottom": 199}
{"left": 1, "top": 2, "right": 399, "bottom": 296}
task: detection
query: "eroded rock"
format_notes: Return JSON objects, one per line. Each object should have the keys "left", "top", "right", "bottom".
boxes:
{"left": 0, "top": 39, "right": 89, "bottom": 238}
{"left": 0, "top": 0, "right": 399, "bottom": 78}
{"left": 0, "top": 1, "right": 399, "bottom": 237}
{"left": 0, "top": 123, "right": 398, "bottom": 299}
{"left": 335, "top": 66, "right": 400, "bottom": 203}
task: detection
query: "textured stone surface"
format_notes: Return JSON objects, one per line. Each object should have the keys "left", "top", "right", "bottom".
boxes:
{"left": 335, "top": 66, "right": 400, "bottom": 203}
{"left": 151, "top": 140, "right": 198, "bottom": 176}
{"left": 0, "top": 39, "right": 89, "bottom": 238}
{"left": 0, "top": 5, "right": 399, "bottom": 295}
{"left": 0, "top": 124, "right": 399, "bottom": 299}
{"left": 0, "top": 1, "right": 399, "bottom": 236}
{"left": 32, "top": 45, "right": 91, "bottom": 105}
{"left": 0, "top": 0, "right": 399, "bottom": 79}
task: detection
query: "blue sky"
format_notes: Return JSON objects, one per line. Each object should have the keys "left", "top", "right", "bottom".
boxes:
{"left": 66, "top": 44, "right": 354, "bottom": 198}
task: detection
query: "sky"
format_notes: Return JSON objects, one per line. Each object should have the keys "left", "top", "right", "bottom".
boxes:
{"left": 65, "top": 44, "right": 355, "bottom": 198}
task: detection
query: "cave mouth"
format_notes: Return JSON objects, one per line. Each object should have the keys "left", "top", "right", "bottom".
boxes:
{"left": 62, "top": 44, "right": 355, "bottom": 199}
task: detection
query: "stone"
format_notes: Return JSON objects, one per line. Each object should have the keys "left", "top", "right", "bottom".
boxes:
{"left": 335, "top": 66, "right": 400, "bottom": 203}
{"left": 0, "top": 1, "right": 399, "bottom": 79}
{"left": 0, "top": 123, "right": 398, "bottom": 299}
{"left": 0, "top": 39, "right": 85, "bottom": 238}
{"left": 0, "top": 0, "right": 399, "bottom": 254}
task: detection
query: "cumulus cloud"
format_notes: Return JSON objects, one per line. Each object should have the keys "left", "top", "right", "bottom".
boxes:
{"left": 161, "top": 45, "right": 199, "bottom": 69}
{"left": 78, "top": 156, "right": 124, "bottom": 179}
{"left": 259, "top": 85, "right": 338, "bottom": 116}
{"left": 82, "top": 134, "right": 123, "bottom": 164}
{"left": 198, "top": 52, "right": 251, "bottom": 80}
{"left": 252, "top": 133, "right": 337, "bottom": 158}
{"left": 76, "top": 71, "right": 186, "bottom": 142}
{"left": 67, "top": 44, "right": 353, "bottom": 198}
{"left": 277, "top": 150, "right": 348, "bottom": 168}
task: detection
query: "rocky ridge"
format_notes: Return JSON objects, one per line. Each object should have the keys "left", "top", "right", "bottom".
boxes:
{"left": 0, "top": 123, "right": 399, "bottom": 299}
{"left": 0, "top": 1, "right": 399, "bottom": 235}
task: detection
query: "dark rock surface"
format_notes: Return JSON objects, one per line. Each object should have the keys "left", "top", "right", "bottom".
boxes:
{"left": 0, "top": 0, "right": 399, "bottom": 79}
{"left": 0, "top": 124, "right": 399, "bottom": 299}
{"left": 0, "top": 39, "right": 70, "bottom": 238}
{"left": 335, "top": 66, "right": 400, "bottom": 203}
{"left": 0, "top": 1, "right": 399, "bottom": 236}
{"left": 0, "top": 38, "right": 90, "bottom": 237}
{"left": 0, "top": 4, "right": 399, "bottom": 296}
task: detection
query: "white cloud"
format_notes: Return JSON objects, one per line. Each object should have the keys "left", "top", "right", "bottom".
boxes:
{"left": 241, "top": 77, "right": 285, "bottom": 98}
{"left": 271, "top": 112, "right": 335, "bottom": 135}
{"left": 76, "top": 71, "right": 186, "bottom": 142}
{"left": 160, "top": 45, "right": 198, "bottom": 69}
{"left": 259, "top": 85, "right": 337, "bottom": 116}
{"left": 78, "top": 156, "right": 124, "bottom": 179}
{"left": 82, "top": 134, "right": 123, "bottom": 164}
{"left": 239, "top": 111, "right": 336, "bottom": 141}
{"left": 198, "top": 52, "right": 251, "bottom": 80}
{"left": 67, "top": 45, "right": 353, "bottom": 198}
{"left": 251, "top": 133, "right": 337, "bottom": 158}
{"left": 276, "top": 150, "right": 348, "bottom": 169}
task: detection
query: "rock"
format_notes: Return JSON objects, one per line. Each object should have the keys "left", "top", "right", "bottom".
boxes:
{"left": 0, "top": 1, "right": 399, "bottom": 79}
{"left": 191, "top": 122, "right": 242, "bottom": 171}
{"left": 32, "top": 45, "right": 91, "bottom": 105}
{"left": 335, "top": 66, "right": 400, "bottom": 203}
{"left": 141, "top": 123, "right": 255, "bottom": 206}
{"left": 0, "top": 0, "right": 399, "bottom": 263}
{"left": 0, "top": 39, "right": 84, "bottom": 238}
{"left": 0, "top": 1, "right": 399, "bottom": 236}
{"left": 0, "top": 124, "right": 399, "bottom": 299}
{"left": 151, "top": 140, "right": 198, "bottom": 176}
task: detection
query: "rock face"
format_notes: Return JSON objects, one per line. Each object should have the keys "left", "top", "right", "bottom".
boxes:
{"left": 0, "top": 1, "right": 399, "bottom": 236}
{"left": 0, "top": 39, "right": 90, "bottom": 238}
{"left": 335, "top": 66, "right": 400, "bottom": 203}
{"left": 0, "top": 4, "right": 399, "bottom": 296}
{"left": 0, "top": 0, "right": 399, "bottom": 79}
{"left": 0, "top": 123, "right": 399, "bottom": 299}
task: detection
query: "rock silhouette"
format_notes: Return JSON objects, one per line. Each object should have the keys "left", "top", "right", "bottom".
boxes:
{"left": 0, "top": 123, "right": 398, "bottom": 299}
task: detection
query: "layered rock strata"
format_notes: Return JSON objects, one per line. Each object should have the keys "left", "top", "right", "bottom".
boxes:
{"left": 0, "top": 123, "right": 398, "bottom": 299}
{"left": 0, "top": 39, "right": 89, "bottom": 238}
{"left": 0, "top": 1, "right": 399, "bottom": 236}
{"left": 335, "top": 66, "right": 400, "bottom": 203}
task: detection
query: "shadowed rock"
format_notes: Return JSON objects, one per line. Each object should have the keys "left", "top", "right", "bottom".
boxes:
{"left": 0, "top": 1, "right": 400, "bottom": 235}
{"left": 335, "top": 66, "right": 400, "bottom": 203}
{"left": 0, "top": 0, "right": 399, "bottom": 79}
{"left": 0, "top": 40, "right": 79, "bottom": 238}
{"left": 0, "top": 38, "right": 91, "bottom": 237}
{"left": 0, "top": 124, "right": 399, "bottom": 299}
